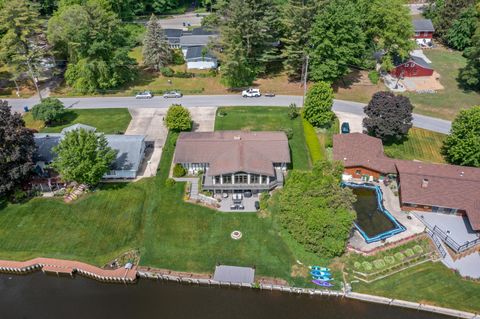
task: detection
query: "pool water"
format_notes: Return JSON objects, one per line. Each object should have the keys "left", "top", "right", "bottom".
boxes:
{"left": 352, "top": 187, "right": 397, "bottom": 238}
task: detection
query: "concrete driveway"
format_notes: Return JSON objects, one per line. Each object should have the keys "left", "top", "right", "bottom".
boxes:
{"left": 335, "top": 111, "right": 364, "bottom": 133}
{"left": 190, "top": 107, "right": 217, "bottom": 132}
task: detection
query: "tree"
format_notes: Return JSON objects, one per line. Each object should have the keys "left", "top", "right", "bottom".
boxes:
{"left": 308, "top": 0, "right": 366, "bottom": 82}
{"left": 445, "top": 6, "right": 478, "bottom": 51}
{"left": 217, "top": 0, "right": 282, "bottom": 87}
{"left": 303, "top": 82, "right": 335, "bottom": 127}
{"left": 31, "top": 98, "right": 66, "bottom": 125}
{"left": 0, "top": 0, "right": 45, "bottom": 98}
{"left": 363, "top": 91, "right": 413, "bottom": 142}
{"left": 442, "top": 106, "right": 480, "bottom": 167}
{"left": 51, "top": 129, "right": 116, "bottom": 185}
{"left": 165, "top": 104, "right": 192, "bottom": 131}
{"left": 459, "top": 7, "right": 480, "bottom": 89}
{"left": 281, "top": 0, "right": 318, "bottom": 81}
{"left": 0, "top": 100, "right": 36, "bottom": 197}
{"left": 47, "top": 2, "right": 137, "bottom": 93}
{"left": 142, "top": 14, "right": 171, "bottom": 71}
{"left": 274, "top": 160, "right": 356, "bottom": 258}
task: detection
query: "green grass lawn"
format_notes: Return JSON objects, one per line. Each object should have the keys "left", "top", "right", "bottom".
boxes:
{"left": 405, "top": 48, "right": 480, "bottom": 120}
{"left": 23, "top": 109, "right": 132, "bottom": 134}
{"left": 384, "top": 128, "right": 446, "bottom": 163}
{"left": 214, "top": 107, "right": 311, "bottom": 170}
{"left": 354, "top": 261, "right": 480, "bottom": 313}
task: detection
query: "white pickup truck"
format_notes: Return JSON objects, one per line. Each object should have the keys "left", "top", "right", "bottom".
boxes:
{"left": 242, "top": 88, "right": 261, "bottom": 97}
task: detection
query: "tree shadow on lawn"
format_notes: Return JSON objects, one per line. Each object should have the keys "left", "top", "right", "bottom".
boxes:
{"left": 47, "top": 110, "right": 79, "bottom": 128}
{"left": 332, "top": 69, "right": 364, "bottom": 91}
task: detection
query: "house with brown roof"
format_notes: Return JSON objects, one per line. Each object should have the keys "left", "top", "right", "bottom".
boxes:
{"left": 333, "top": 133, "right": 480, "bottom": 233}
{"left": 173, "top": 131, "right": 290, "bottom": 193}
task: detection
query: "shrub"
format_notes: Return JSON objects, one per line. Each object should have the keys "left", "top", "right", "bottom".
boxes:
{"left": 283, "top": 128, "right": 294, "bottom": 140}
{"left": 368, "top": 71, "right": 380, "bottom": 84}
{"left": 259, "top": 192, "right": 270, "bottom": 210}
{"left": 288, "top": 103, "right": 299, "bottom": 119}
{"left": 303, "top": 81, "right": 335, "bottom": 127}
{"left": 394, "top": 252, "right": 406, "bottom": 261}
{"left": 373, "top": 259, "right": 386, "bottom": 269}
{"left": 353, "top": 261, "right": 361, "bottom": 269}
{"left": 404, "top": 248, "right": 415, "bottom": 257}
{"left": 174, "top": 71, "right": 195, "bottom": 78}
{"left": 31, "top": 97, "right": 66, "bottom": 124}
{"left": 165, "top": 178, "right": 176, "bottom": 187}
{"left": 165, "top": 104, "right": 192, "bottom": 131}
{"left": 173, "top": 164, "right": 186, "bottom": 177}
{"left": 160, "top": 67, "right": 175, "bottom": 77}
{"left": 303, "top": 119, "right": 323, "bottom": 162}
{"left": 172, "top": 49, "right": 185, "bottom": 65}
{"left": 362, "top": 261, "right": 372, "bottom": 271}
{"left": 384, "top": 256, "right": 395, "bottom": 265}
{"left": 413, "top": 245, "right": 424, "bottom": 254}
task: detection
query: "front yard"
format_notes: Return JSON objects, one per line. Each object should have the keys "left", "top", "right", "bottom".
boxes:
{"left": 23, "top": 108, "right": 132, "bottom": 134}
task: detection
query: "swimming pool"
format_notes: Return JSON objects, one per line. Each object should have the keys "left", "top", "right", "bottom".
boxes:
{"left": 343, "top": 182, "right": 406, "bottom": 243}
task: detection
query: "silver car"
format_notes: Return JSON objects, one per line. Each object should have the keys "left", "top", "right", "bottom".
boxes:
{"left": 135, "top": 91, "right": 153, "bottom": 99}
{"left": 163, "top": 91, "right": 183, "bottom": 98}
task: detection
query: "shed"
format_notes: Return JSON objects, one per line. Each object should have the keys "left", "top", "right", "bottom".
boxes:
{"left": 213, "top": 265, "right": 255, "bottom": 284}
{"left": 390, "top": 55, "right": 433, "bottom": 78}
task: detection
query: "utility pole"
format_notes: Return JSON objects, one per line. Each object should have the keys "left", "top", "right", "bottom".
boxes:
{"left": 302, "top": 54, "right": 309, "bottom": 107}
{"left": 26, "top": 58, "right": 42, "bottom": 101}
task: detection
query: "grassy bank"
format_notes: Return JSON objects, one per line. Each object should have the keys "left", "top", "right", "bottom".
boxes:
{"left": 384, "top": 127, "right": 446, "bottom": 163}
{"left": 354, "top": 261, "right": 480, "bottom": 313}
{"left": 214, "top": 107, "right": 311, "bottom": 170}
{"left": 23, "top": 109, "right": 132, "bottom": 134}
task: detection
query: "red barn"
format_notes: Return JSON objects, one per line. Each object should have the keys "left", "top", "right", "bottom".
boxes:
{"left": 413, "top": 19, "right": 435, "bottom": 46}
{"left": 390, "top": 56, "right": 433, "bottom": 78}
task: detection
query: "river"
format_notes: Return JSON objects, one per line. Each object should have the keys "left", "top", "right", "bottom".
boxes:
{"left": 0, "top": 273, "right": 450, "bottom": 319}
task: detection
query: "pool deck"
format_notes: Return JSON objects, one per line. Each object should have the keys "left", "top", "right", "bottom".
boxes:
{"left": 348, "top": 182, "right": 425, "bottom": 253}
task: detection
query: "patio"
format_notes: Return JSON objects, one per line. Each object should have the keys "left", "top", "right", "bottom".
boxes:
{"left": 218, "top": 193, "right": 260, "bottom": 213}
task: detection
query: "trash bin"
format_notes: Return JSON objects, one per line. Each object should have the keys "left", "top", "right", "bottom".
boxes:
{"left": 24, "top": 106, "right": 29, "bottom": 112}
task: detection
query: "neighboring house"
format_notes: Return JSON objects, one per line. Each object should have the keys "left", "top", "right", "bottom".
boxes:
{"left": 164, "top": 27, "right": 218, "bottom": 50}
{"left": 173, "top": 131, "right": 291, "bottom": 194}
{"left": 33, "top": 124, "right": 146, "bottom": 182}
{"left": 185, "top": 46, "right": 218, "bottom": 70}
{"left": 413, "top": 19, "right": 435, "bottom": 46}
{"left": 333, "top": 133, "right": 480, "bottom": 234}
{"left": 164, "top": 28, "right": 183, "bottom": 49}
{"left": 390, "top": 55, "right": 434, "bottom": 78}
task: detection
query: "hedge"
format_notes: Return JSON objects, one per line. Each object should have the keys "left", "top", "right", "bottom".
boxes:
{"left": 302, "top": 119, "right": 324, "bottom": 162}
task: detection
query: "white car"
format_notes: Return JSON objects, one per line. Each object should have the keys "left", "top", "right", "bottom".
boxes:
{"left": 135, "top": 91, "right": 153, "bottom": 99}
{"left": 163, "top": 91, "right": 183, "bottom": 98}
{"left": 242, "top": 88, "right": 261, "bottom": 97}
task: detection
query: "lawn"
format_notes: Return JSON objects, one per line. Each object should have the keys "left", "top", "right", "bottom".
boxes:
{"left": 23, "top": 109, "right": 132, "bottom": 134}
{"left": 383, "top": 127, "right": 446, "bottom": 163}
{"left": 214, "top": 107, "right": 311, "bottom": 170}
{"left": 354, "top": 261, "right": 480, "bottom": 313}
{"left": 405, "top": 48, "right": 480, "bottom": 120}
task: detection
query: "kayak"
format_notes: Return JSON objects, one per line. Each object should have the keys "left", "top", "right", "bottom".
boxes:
{"left": 312, "top": 280, "right": 334, "bottom": 287}
{"left": 312, "top": 276, "right": 333, "bottom": 281}
{"left": 310, "top": 270, "right": 331, "bottom": 277}
{"left": 310, "top": 266, "right": 330, "bottom": 272}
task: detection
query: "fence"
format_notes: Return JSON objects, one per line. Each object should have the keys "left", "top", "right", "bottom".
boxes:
{"left": 433, "top": 225, "right": 480, "bottom": 253}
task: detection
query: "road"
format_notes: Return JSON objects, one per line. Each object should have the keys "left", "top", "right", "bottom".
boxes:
{"left": 6, "top": 95, "right": 452, "bottom": 134}
{"left": 406, "top": 3, "right": 427, "bottom": 15}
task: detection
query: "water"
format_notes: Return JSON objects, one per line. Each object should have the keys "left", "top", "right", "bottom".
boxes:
{"left": 352, "top": 187, "right": 396, "bottom": 237}
{"left": 0, "top": 273, "right": 450, "bottom": 319}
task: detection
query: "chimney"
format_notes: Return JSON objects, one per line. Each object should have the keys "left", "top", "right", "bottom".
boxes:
{"left": 421, "top": 178, "right": 429, "bottom": 188}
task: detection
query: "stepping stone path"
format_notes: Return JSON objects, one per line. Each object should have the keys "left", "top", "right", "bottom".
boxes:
{"left": 64, "top": 184, "right": 88, "bottom": 203}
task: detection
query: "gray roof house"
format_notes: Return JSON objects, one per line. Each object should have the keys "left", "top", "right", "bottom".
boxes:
{"left": 185, "top": 46, "right": 218, "bottom": 70}
{"left": 33, "top": 124, "right": 146, "bottom": 180}
{"left": 413, "top": 19, "right": 435, "bottom": 33}
{"left": 173, "top": 131, "right": 290, "bottom": 193}
{"left": 164, "top": 27, "right": 218, "bottom": 49}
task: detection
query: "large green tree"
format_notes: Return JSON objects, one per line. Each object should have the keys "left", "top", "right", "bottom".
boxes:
{"left": 165, "top": 104, "right": 192, "bottom": 132}
{"left": 142, "top": 14, "right": 171, "bottom": 71}
{"left": 308, "top": 0, "right": 366, "bottom": 82}
{"left": 281, "top": 0, "right": 318, "bottom": 81}
{"left": 445, "top": 6, "right": 478, "bottom": 51}
{"left": 217, "top": 0, "right": 281, "bottom": 87}
{"left": 47, "top": 1, "right": 137, "bottom": 93}
{"left": 0, "top": 100, "right": 36, "bottom": 197}
{"left": 31, "top": 97, "right": 66, "bottom": 125}
{"left": 363, "top": 91, "right": 413, "bottom": 142}
{"left": 442, "top": 106, "right": 480, "bottom": 167}
{"left": 274, "top": 160, "right": 356, "bottom": 258}
{"left": 303, "top": 81, "right": 335, "bottom": 128}
{"left": 52, "top": 129, "right": 117, "bottom": 185}
{"left": 459, "top": 6, "right": 480, "bottom": 89}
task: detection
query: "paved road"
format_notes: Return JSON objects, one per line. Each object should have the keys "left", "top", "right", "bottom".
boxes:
{"left": 406, "top": 3, "right": 427, "bottom": 15}
{"left": 6, "top": 95, "right": 452, "bottom": 134}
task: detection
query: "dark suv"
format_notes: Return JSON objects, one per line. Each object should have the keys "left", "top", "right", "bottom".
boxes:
{"left": 341, "top": 122, "right": 350, "bottom": 134}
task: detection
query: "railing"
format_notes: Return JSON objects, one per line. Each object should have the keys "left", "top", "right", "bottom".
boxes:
{"left": 202, "top": 178, "right": 279, "bottom": 190}
{"left": 427, "top": 229, "right": 447, "bottom": 259}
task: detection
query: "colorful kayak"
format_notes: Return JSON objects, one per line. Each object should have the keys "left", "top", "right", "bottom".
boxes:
{"left": 312, "top": 276, "right": 333, "bottom": 281}
{"left": 312, "top": 280, "right": 334, "bottom": 287}
{"left": 310, "top": 266, "right": 330, "bottom": 272}
{"left": 310, "top": 270, "right": 331, "bottom": 277}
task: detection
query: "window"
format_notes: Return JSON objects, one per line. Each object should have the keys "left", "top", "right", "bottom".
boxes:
{"left": 355, "top": 170, "right": 362, "bottom": 175}
{"left": 415, "top": 32, "right": 420, "bottom": 36}
{"left": 234, "top": 173, "right": 248, "bottom": 184}
{"left": 261, "top": 175, "right": 268, "bottom": 184}
{"left": 214, "top": 176, "right": 221, "bottom": 184}
{"left": 250, "top": 174, "right": 260, "bottom": 184}
{"left": 223, "top": 175, "right": 232, "bottom": 184}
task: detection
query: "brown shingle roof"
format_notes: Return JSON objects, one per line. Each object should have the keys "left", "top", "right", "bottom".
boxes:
{"left": 174, "top": 131, "right": 290, "bottom": 176}
{"left": 396, "top": 160, "right": 480, "bottom": 231}
{"left": 333, "top": 133, "right": 396, "bottom": 174}
{"left": 333, "top": 133, "right": 480, "bottom": 231}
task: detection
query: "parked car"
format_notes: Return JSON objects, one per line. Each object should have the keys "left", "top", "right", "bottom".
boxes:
{"left": 230, "top": 204, "right": 245, "bottom": 210}
{"left": 254, "top": 201, "right": 260, "bottom": 210}
{"left": 242, "top": 88, "right": 261, "bottom": 98}
{"left": 163, "top": 91, "right": 183, "bottom": 98}
{"left": 341, "top": 122, "right": 350, "bottom": 134}
{"left": 264, "top": 92, "right": 276, "bottom": 97}
{"left": 135, "top": 91, "right": 153, "bottom": 99}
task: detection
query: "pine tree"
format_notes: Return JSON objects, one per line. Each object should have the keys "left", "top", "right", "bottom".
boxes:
{"left": 142, "top": 14, "right": 172, "bottom": 71}
{"left": 281, "top": 0, "right": 318, "bottom": 81}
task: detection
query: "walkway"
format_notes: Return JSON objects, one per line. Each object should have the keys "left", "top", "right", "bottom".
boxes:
{"left": 0, "top": 257, "right": 137, "bottom": 283}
